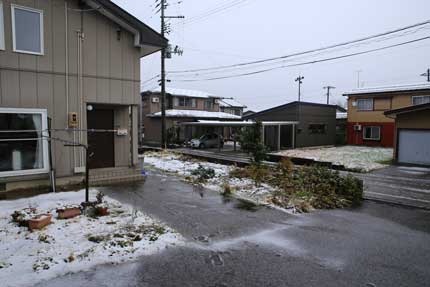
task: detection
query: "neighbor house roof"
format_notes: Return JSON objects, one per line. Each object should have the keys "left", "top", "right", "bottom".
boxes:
{"left": 343, "top": 83, "right": 430, "bottom": 96}
{"left": 147, "top": 88, "right": 218, "bottom": 99}
{"left": 218, "top": 98, "right": 247, "bottom": 108}
{"left": 83, "top": 0, "right": 167, "bottom": 56}
{"left": 384, "top": 103, "right": 430, "bottom": 117}
{"left": 243, "top": 101, "right": 339, "bottom": 119}
{"left": 336, "top": 112, "right": 347, "bottom": 119}
{"left": 147, "top": 109, "right": 241, "bottom": 119}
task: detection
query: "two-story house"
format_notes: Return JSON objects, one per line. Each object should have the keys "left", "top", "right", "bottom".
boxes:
{"left": 141, "top": 88, "right": 241, "bottom": 145}
{"left": 344, "top": 83, "right": 430, "bottom": 147}
{"left": 218, "top": 98, "right": 246, "bottom": 117}
{"left": 0, "top": 0, "right": 166, "bottom": 193}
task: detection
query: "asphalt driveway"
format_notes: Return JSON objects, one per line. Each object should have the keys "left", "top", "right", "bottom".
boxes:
{"left": 36, "top": 169, "right": 430, "bottom": 287}
{"left": 356, "top": 165, "right": 430, "bottom": 209}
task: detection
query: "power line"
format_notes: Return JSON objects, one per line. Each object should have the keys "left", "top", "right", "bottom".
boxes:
{"left": 168, "top": 25, "right": 430, "bottom": 78}
{"left": 168, "top": 20, "right": 430, "bottom": 74}
{"left": 176, "top": 0, "right": 249, "bottom": 26}
{"left": 170, "top": 36, "right": 430, "bottom": 82}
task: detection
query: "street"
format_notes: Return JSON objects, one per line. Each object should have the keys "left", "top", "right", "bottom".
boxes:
{"left": 36, "top": 169, "right": 430, "bottom": 287}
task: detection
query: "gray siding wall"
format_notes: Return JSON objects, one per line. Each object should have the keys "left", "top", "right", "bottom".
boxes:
{"left": 0, "top": 0, "right": 142, "bottom": 178}
{"left": 251, "top": 104, "right": 336, "bottom": 148}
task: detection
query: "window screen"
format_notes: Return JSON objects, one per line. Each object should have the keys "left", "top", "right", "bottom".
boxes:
{"left": 363, "top": 126, "right": 380, "bottom": 140}
{"left": 13, "top": 6, "right": 43, "bottom": 54}
{"left": 357, "top": 99, "right": 373, "bottom": 111}
{"left": 412, "top": 96, "right": 430, "bottom": 105}
{"left": 0, "top": 111, "right": 47, "bottom": 175}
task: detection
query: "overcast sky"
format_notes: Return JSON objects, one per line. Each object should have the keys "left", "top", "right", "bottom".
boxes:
{"left": 112, "top": 0, "right": 430, "bottom": 111}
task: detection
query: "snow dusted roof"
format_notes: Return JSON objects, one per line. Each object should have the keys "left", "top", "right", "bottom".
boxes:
{"left": 344, "top": 83, "right": 430, "bottom": 96}
{"left": 218, "top": 98, "right": 247, "bottom": 108}
{"left": 148, "top": 109, "right": 241, "bottom": 119}
{"left": 150, "top": 87, "right": 217, "bottom": 98}
{"left": 336, "top": 112, "right": 347, "bottom": 119}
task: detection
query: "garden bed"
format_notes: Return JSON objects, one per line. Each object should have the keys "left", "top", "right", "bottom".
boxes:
{"left": 143, "top": 151, "right": 363, "bottom": 213}
{"left": 0, "top": 189, "right": 181, "bottom": 287}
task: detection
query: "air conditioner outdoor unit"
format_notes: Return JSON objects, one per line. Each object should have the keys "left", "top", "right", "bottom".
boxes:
{"left": 152, "top": 97, "right": 160, "bottom": 103}
{"left": 354, "top": 124, "right": 362, "bottom": 131}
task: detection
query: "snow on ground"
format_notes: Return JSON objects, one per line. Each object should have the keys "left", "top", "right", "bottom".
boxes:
{"left": 0, "top": 190, "right": 181, "bottom": 287}
{"left": 274, "top": 146, "right": 393, "bottom": 172}
{"left": 143, "top": 152, "right": 275, "bottom": 205}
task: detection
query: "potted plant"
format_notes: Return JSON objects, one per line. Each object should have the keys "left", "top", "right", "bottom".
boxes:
{"left": 28, "top": 214, "right": 52, "bottom": 231}
{"left": 56, "top": 204, "right": 81, "bottom": 219}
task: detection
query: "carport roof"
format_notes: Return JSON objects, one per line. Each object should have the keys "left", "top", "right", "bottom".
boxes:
{"left": 180, "top": 120, "right": 298, "bottom": 126}
{"left": 384, "top": 103, "right": 430, "bottom": 117}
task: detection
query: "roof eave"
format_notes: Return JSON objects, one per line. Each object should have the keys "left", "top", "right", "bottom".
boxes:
{"left": 84, "top": 0, "right": 167, "bottom": 57}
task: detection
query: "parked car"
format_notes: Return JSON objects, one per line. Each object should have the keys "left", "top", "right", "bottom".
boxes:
{"left": 190, "top": 133, "right": 224, "bottom": 149}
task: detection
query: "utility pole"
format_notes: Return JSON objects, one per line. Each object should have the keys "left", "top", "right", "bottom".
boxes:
{"left": 420, "top": 68, "right": 430, "bottom": 82}
{"left": 295, "top": 75, "right": 304, "bottom": 102}
{"left": 323, "top": 86, "right": 336, "bottom": 105}
{"left": 158, "top": 0, "right": 184, "bottom": 149}
{"left": 160, "top": 0, "right": 167, "bottom": 149}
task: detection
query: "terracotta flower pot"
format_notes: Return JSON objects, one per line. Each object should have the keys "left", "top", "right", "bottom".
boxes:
{"left": 57, "top": 207, "right": 81, "bottom": 219}
{"left": 28, "top": 214, "right": 52, "bottom": 231}
{"left": 96, "top": 207, "right": 109, "bottom": 216}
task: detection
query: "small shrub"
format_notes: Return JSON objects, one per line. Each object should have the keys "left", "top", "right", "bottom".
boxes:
{"left": 221, "top": 181, "right": 233, "bottom": 196}
{"left": 191, "top": 165, "right": 216, "bottom": 182}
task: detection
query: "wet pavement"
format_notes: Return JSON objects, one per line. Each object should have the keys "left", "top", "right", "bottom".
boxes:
{"left": 355, "top": 166, "right": 430, "bottom": 209}
{"left": 36, "top": 169, "right": 430, "bottom": 287}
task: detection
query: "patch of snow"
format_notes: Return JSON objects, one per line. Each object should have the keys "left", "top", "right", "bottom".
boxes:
{"left": 149, "top": 87, "right": 215, "bottom": 98}
{"left": 344, "top": 82, "right": 430, "bottom": 95}
{"left": 148, "top": 109, "right": 241, "bottom": 119}
{"left": 336, "top": 112, "right": 347, "bottom": 119}
{"left": 0, "top": 190, "right": 182, "bottom": 287}
{"left": 218, "top": 98, "right": 246, "bottom": 108}
{"left": 273, "top": 146, "right": 393, "bottom": 172}
{"left": 143, "top": 152, "right": 278, "bottom": 207}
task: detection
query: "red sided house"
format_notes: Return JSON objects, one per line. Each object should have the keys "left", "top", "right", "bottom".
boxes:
{"left": 343, "top": 83, "right": 430, "bottom": 147}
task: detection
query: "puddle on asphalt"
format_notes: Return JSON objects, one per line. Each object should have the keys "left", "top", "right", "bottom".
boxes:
{"left": 221, "top": 196, "right": 262, "bottom": 212}
{"left": 234, "top": 199, "right": 261, "bottom": 212}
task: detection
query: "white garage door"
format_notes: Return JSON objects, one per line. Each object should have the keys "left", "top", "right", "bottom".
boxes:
{"left": 398, "top": 129, "right": 430, "bottom": 165}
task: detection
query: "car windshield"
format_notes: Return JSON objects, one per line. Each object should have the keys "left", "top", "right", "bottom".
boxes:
{"left": 199, "top": 135, "right": 208, "bottom": 140}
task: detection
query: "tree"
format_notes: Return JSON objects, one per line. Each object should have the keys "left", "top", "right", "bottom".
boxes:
{"left": 239, "top": 121, "right": 268, "bottom": 163}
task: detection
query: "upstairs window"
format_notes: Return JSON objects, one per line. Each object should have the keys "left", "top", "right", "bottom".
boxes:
{"left": 412, "top": 96, "right": 430, "bottom": 105}
{"left": 357, "top": 98, "right": 373, "bottom": 111}
{"left": 175, "top": 97, "right": 196, "bottom": 108}
{"left": 204, "top": 100, "right": 214, "bottom": 110}
{"left": 11, "top": 5, "right": 44, "bottom": 55}
{"left": 0, "top": 2, "right": 4, "bottom": 50}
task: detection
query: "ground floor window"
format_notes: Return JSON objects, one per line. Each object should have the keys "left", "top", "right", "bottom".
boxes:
{"left": 308, "top": 123, "right": 326, "bottom": 134}
{"left": 0, "top": 108, "right": 49, "bottom": 176}
{"left": 363, "top": 126, "right": 380, "bottom": 141}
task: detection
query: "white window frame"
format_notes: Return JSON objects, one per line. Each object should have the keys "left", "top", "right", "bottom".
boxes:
{"left": 11, "top": 4, "right": 44, "bottom": 55}
{"left": 0, "top": 2, "right": 4, "bottom": 50}
{"left": 0, "top": 108, "right": 49, "bottom": 177}
{"left": 363, "top": 126, "right": 381, "bottom": 141}
{"left": 412, "top": 95, "right": 430, "bottom": 105}
{"left": 357, "top": 98, "right": 374, "bottom": 111}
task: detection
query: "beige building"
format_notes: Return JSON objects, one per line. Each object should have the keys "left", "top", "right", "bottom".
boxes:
{"left": 141, "top": 88, "right": 241, "bottom": 145}
{"left": 384, "top": 103, "right": 430, "bottom": 166}
{"left": 343, "top": 83, "right": 430, "bottom": 147}
{"left": 0, "top": 0, "right": 166, "bottom": 192}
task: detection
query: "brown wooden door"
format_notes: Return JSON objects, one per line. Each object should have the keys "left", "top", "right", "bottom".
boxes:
{"left": 87, "top": 109, "right": 115, "bottom": 169}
